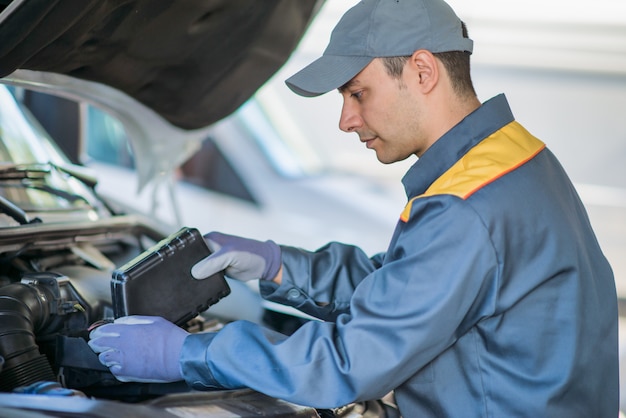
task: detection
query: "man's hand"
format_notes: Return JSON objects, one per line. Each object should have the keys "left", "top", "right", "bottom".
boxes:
{"left": 88, "top": 316, "right": 188, "bottom": 383}
{"left": 191, "top": 232, "right": 281, "bottom": 282}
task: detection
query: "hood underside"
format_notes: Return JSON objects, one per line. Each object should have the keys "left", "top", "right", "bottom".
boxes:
{"left": 0, "top": 0, "right": 321, "bottom": 130}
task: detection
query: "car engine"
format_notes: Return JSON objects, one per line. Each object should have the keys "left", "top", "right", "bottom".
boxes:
{"left": 0, "top": 216, "right": 393, "bottom": 418}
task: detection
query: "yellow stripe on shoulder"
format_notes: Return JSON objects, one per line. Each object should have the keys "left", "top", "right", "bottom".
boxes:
{"left": 400, "top": 121, "right": 545, "bottom": 222}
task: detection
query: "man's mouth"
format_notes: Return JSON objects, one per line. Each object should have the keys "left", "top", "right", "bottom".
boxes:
{"left": 361, "top": 137, "right": 377, "bottom": 149}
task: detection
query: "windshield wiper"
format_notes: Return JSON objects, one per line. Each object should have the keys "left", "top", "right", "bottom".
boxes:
{"left": 0, "top": 164, "right": 49, "bottom": 224}
{"left": 0, "top": 194, "right": 40, "bottom": 225}
{"left": 0, "top": 163, "right": 98, "bottom": 189}
{"left": 0, "top": 162, "right": 101, "bottom": 224}
{"left": 0, "top": 163, "right": 50, "bottom": 180}
{"left": 51, "top": 163, "right": 98, "bottom": 190}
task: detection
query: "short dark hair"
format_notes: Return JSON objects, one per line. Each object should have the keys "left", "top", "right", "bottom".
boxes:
{"left": 380, "top": 22, "right": 476, "bottom": 98}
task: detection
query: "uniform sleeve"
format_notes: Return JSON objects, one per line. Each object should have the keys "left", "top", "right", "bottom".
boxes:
{"left": 259, "top": 242, "right": 383, "bottom": 321}
{"left": 180, "top": 196, "right": 499, "bottom": 409}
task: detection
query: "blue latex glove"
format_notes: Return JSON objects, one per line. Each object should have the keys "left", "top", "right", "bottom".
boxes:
{"left": 191, "top": 231, "right": 281, "bottom": 282}
{"left": 88, "top": 316, "right": 188, "bottom": 383}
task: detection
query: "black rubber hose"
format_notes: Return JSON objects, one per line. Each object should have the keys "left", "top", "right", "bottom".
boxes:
{"left": 0, "top": 283, "right": 56, "bottom": 391}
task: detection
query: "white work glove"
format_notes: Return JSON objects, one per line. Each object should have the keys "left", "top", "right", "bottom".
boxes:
{"left": 191, "top": 231, "right": 281, "bottom": 282}
{"left": 88, "top": 316, "right": 188, "bottom": 383}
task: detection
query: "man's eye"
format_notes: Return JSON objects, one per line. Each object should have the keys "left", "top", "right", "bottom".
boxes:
{"left": 351, "top": 91, "right": 363, "bottom": 100}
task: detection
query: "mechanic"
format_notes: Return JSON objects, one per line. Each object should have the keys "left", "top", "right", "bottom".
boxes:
{"left": 89, "top": 0, "right": 619, "bottom": 416}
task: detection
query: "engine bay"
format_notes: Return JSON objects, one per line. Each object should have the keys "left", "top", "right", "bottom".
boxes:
{"left": 0, "top": 216, "right": 164, "bottom": 394}
{"left": 0, "top": 216, "right": 324, "bottom": 416}
{"left": 0, "top": 216, "right": 394, "bottom": 417}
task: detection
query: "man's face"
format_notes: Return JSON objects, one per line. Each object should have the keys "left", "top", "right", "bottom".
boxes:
{"left": 338, "top": 58, "right": 428, "bottom": 164}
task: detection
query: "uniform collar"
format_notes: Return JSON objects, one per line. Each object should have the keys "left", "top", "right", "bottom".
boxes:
{"left": 401, "top": 94, "right": 515, "bottom": 199}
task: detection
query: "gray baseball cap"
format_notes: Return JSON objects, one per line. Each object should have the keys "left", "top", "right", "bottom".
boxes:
{"left": 285, "top": 0, "right": 473, "bottom": 97}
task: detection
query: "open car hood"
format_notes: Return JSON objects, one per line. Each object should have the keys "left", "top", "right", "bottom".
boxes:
{"left": 0, "top": 0, "right": 322, "bottom": 130}
{"left": 0, "top": 0, "right": 323, "bottom": 194}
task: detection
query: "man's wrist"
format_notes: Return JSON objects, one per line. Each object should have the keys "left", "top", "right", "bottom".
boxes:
{"left": 270, "top": 265, "right": 283, "bottom": 285}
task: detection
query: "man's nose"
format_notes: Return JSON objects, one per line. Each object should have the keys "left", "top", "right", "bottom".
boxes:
{"left": 339, "top": 101, "right": 363, "bottom": 133}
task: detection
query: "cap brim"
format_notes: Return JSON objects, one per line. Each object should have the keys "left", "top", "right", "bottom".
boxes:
{"left": 285, "top": 55, "right": 373, "bottom": 97}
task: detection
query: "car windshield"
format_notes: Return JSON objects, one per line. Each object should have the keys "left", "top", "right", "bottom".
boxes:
{"left": 0, "top": 85, "right": 102, "bottom": 223}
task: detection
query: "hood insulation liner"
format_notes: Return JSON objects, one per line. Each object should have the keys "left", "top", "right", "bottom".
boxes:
{"left": 0, "top": 0, "right": 320, "bottom": 129}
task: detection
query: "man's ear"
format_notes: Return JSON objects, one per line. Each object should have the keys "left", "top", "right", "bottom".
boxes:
{"left": 407, "top": 49, "right": 439, "bottom": 94}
